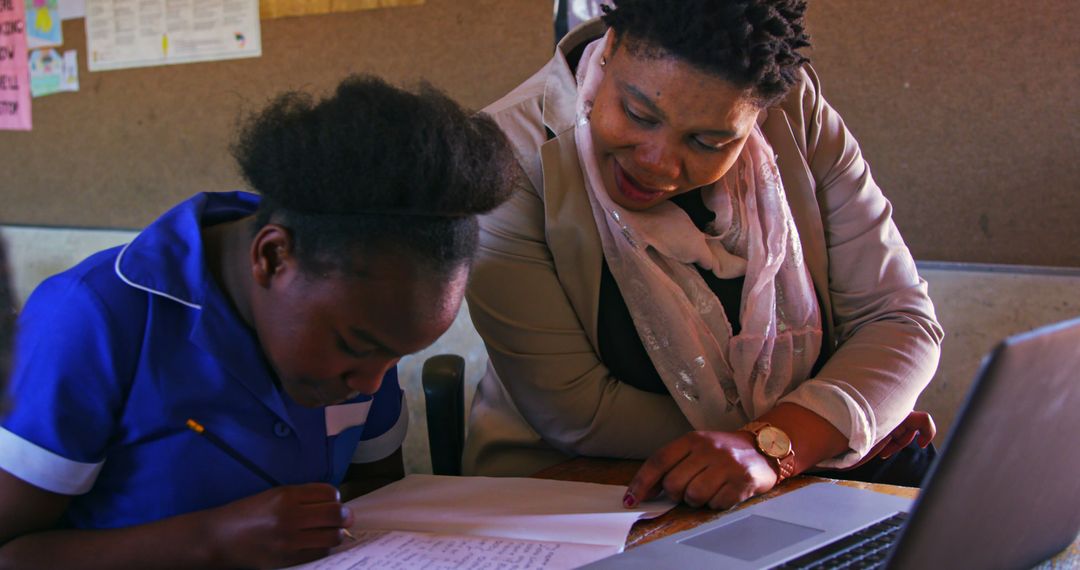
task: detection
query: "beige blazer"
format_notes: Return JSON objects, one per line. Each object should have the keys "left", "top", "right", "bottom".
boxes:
{"left": 463, "top": 21, "right": 944, "bottom": 477}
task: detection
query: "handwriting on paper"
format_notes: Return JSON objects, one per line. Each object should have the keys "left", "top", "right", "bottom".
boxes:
{"left": 292, "top": 530, "right": 613, "bottom": 570}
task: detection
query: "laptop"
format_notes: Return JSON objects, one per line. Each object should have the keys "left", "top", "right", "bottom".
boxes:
{"left": 584, "top": 316, "right": 1080, "bottom": 569}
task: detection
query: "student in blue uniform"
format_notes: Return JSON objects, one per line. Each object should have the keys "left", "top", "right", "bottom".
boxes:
{"left": 0, "top": 242, "right": 11, "bottom": 409}
{"left": 0, "top": 75, "right": 516, "bottom": 568}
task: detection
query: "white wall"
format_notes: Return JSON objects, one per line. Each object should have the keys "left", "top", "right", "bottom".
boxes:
{"left": 2, "top": 226, "right": 138, "bottom": 306}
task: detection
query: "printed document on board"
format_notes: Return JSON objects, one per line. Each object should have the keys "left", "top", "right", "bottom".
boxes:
{"left": 85, "top": 0, "right": 260, "bottom": 71}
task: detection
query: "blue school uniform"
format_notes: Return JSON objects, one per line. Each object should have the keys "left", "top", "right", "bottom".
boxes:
{"left": 0, "top": 191, "right": 407, "bottom": 529}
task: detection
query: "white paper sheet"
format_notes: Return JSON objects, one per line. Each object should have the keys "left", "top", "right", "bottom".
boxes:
{"left": 59, "top": 0, "right": 85, "bottom": 20}
{"left": 284, "top": 474, "right": 676, "bottom": 570}
{"left": 350, "top": 475, "right": 672, "bottom": 547}
{"left": 85, "top": 0, "right": 260, "bottom": 71}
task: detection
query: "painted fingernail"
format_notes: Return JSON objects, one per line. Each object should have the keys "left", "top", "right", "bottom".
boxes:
{"left": 341, "top": 506, "right": 352, "bottom": 521}
{"left": 623, "top": 491, "right": 637, "bottom": 508}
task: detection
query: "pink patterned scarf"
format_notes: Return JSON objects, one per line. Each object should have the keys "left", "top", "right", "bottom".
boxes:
{"left": 575, "top": 32, "right": 823, "bottom": 428}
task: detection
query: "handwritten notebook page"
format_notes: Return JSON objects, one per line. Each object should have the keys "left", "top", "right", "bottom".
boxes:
{"left": 290, "top": 529, "right": 615, "bottom": 570}
{"left": 284, "top": 474, "right": 675, "bottom": 569}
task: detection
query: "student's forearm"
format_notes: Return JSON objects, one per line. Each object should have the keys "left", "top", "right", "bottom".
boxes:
{"left": 0, "top": 509, "right": 222, "bottom": 570}
{"left": 0, "top": 482, "right": 346, "bottom": 570}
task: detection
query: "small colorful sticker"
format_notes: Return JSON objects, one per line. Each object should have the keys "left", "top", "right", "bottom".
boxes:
{"left": 29, "top": 47, "right": 76, "bottom": 97}
{"left": 25, "top": 0, "right": 61, "bottom": 49}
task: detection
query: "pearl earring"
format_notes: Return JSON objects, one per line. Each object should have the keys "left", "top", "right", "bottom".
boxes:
{"left": 600, "top": 56, "right": 607, "bottom": 68}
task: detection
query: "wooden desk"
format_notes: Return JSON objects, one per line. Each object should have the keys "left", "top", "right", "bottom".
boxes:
{"left": 534, "top": 457, "right": 1079, "bottom": 567}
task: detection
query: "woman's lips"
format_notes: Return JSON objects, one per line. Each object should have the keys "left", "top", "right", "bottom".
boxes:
{"left": 613, "top": 161, "right": 668, "bottom": 205}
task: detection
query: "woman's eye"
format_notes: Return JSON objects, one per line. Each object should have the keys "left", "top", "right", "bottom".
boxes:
{"left": 692, "top": 136, "right": 727, "bottom": 152}
{"left": 623, "top": 103, "right": 656, "bottom": 126}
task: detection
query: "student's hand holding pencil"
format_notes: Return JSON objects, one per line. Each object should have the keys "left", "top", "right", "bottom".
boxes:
{"left": 203, "top": 482, "right": 355, "bottom": 568}
{"left": 185, "top": 419, "right": 356, "bottom": 567}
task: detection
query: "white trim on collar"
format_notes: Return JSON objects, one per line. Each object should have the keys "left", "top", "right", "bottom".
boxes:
{"left": 325, "top": 400, "right": 373, "bottom": 437}
{"left": 113, "top": 241, "right": 203, "bottom": 310}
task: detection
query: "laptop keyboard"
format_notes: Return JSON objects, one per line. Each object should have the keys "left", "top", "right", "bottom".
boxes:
{"left": 771, "top": 512, "right": 909, "bottom": 569}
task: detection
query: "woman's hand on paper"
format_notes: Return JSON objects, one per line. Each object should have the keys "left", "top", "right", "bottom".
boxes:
{"left": 623, "top": 430, "right": 778, "bottom": 511}
{"left": 207, "top": 482, "right": 353, "bottom": 568}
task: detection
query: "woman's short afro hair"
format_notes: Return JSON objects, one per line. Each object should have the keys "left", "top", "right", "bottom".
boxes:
{"left": 601, "top": 0, "right": 811, "bottom": 106}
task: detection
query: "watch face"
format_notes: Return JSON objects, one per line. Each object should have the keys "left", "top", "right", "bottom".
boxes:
{"left": 758, "top": 426, "right": 792, "bottom": 458}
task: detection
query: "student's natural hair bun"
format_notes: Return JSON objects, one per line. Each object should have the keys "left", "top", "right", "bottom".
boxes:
{"left": 231, "top": 75, "right": 518, "bottom": 272}
{"left": 233, "top": 75, "right": 515, "bottom": 219}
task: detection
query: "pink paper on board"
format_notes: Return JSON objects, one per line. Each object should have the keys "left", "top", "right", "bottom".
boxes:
{"left": 1, "top": 0, "right": 32, "bottom": 131}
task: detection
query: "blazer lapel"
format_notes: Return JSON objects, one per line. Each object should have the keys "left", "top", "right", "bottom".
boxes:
{"left": 760, "top": 109, "right": 837, "bottom": 354}
{"left": 539, "top": 131, "right": 605, "bottom": 349}
{"left": 537, "top": 21, "right": 608, "bottom": 350}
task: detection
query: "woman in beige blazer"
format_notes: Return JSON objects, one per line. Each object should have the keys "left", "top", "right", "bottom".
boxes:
{"left": 465, "top": 1, "right": 943, "bottom": 510}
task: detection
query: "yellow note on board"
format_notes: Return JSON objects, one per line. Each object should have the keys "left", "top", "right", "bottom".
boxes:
{"left": 34, "top": 7, "right": 53, "bottom": 33}
{"left": 260, "top": 0, "right": 424, "bottom": 19}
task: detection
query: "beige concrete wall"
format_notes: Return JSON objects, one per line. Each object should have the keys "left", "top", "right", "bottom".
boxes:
{"left": 916, "top": 264, "right": 1080, "bottom": 449}
{"left": 5, "top": 227, "right": 1079, "bottom": 473}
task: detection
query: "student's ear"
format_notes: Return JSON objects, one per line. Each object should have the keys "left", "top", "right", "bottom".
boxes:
{"left": 250, "top": 224, "right": 297, "bottom": 288}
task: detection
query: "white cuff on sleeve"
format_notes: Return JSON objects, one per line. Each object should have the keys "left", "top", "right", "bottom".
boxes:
{"left": 351, "top": 395, "right": 409, "bottom": 464}
{"left": 0, "top": 427, "right": 104, "bottom": 495}
{"left": 778, "top": 379, "right": 876, "bottom": 469}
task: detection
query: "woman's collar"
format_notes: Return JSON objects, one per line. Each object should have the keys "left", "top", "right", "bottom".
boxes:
{"left": 542, "top": 19, "right": 606, "bottom": 137}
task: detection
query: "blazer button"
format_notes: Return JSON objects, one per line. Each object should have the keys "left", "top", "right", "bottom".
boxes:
{"left": 273, "top": 421, "right": 292, "bottom": 438}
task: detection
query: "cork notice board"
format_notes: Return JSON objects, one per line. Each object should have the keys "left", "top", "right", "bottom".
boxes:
{"left": 0, "top": 0, "right": 551, "bottom": 230}
{"left": 2, "top": 1, "right": 1078, "bottom": 268}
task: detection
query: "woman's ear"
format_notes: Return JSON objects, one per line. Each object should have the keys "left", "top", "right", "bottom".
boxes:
{"left": 601, "top": 29, "right": 617, "bottom": 65}
{"left": 250, "top": 224, "right": 296, "bottom": 288}
{"left": 600, "top": 30, "right": 617, "bottom": 65}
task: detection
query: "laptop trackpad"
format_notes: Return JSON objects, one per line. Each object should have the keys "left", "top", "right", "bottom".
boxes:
{"left": 680, "top": 514, "right": 825, "bottom": 561}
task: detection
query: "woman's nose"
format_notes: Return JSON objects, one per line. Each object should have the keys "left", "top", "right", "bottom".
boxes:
{"left": 633, "top": 140, "right": 680, "bottom": 182}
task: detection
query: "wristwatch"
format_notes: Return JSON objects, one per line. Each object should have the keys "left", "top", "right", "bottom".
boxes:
{"left": 739, "top": 421, "right": 796, "bottom": 483}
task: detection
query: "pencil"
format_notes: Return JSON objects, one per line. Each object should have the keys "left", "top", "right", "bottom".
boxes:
{"left": 186, "top": 418, "right": 282, "bottom": 486}
{"left": 185, "top": 418, "right": 356, "bottom": 541}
